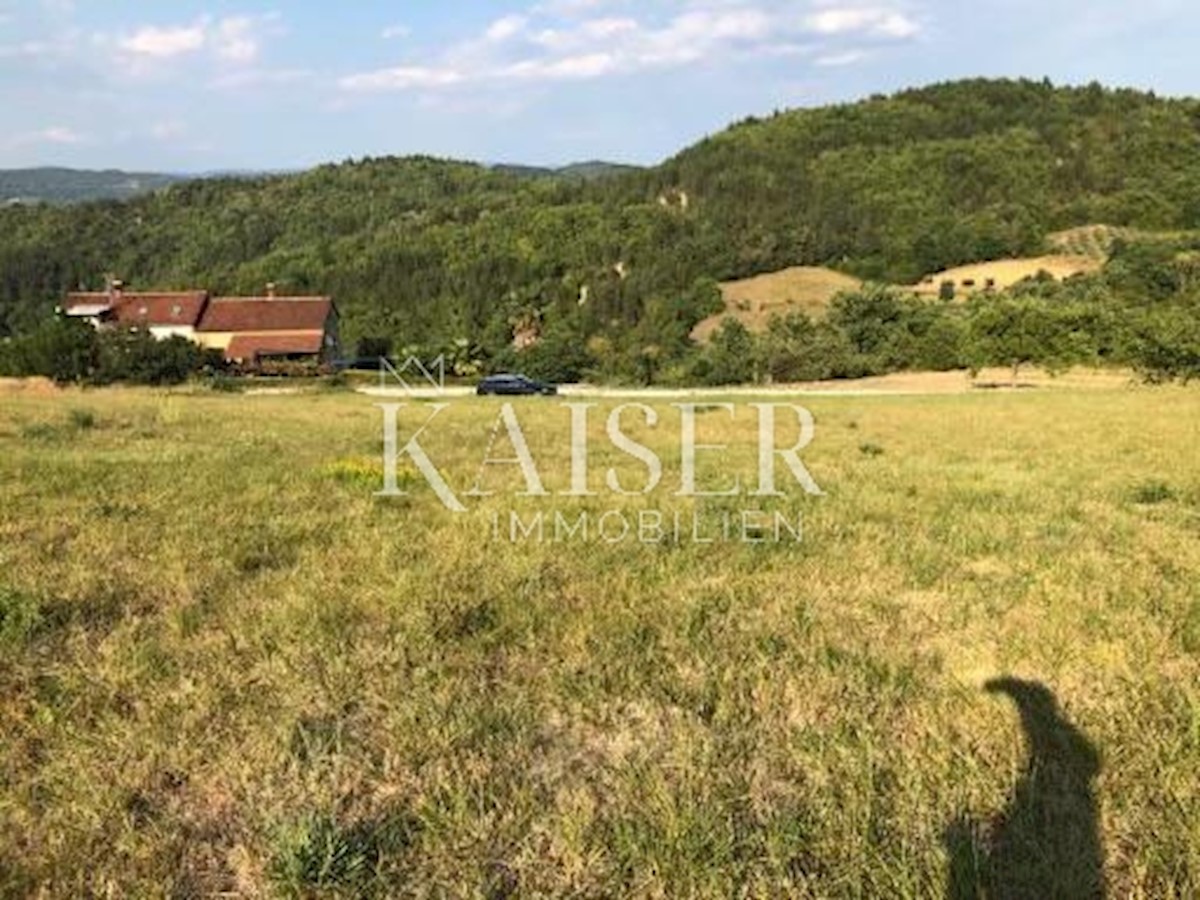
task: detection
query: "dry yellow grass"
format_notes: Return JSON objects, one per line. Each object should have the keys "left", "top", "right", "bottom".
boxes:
{"left": 763, "top": 367, "right": 1139, "bottom": 394}
{"left": 692, "top": 266, "right": 862, "bottom": 341}
{"left": 2, "top": 383, "right": 1199, "bottom": 896}
{"left": 909, "top": 255, "right": 1102, "bottom": 297}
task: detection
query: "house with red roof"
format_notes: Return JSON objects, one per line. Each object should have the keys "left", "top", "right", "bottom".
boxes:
{"left": 62, "top": 280, "right": 340, "bottom": 367}
{"left": 64, "top": 282, "right": 209, "bottom": 341}
{"left": 195, "top": 288, "right": 339, "bottom": 365}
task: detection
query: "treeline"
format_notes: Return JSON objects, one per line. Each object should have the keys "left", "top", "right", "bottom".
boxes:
{"left": 489, "top": 240, "right": 1199, "bottom": 386}
{"left": 3, "top": 239, "right": 1196, "bottom": 387}
{"left": 1, "top": 79, "right": 1199, "bottom": 377}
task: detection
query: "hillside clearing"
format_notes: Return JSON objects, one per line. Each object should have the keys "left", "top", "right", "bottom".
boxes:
{"left": 692, "top": 266, "right": 863, "bottom": 341}
{"left": 909, "top": 254, "right": 1103, "bottom": 297}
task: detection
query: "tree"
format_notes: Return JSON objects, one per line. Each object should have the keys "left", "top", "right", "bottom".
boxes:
{"left": 966, "top": 296, "right": 1083, "bottom": 382}
{"left": 1131, "top": 305, "right": 1200, "bottom": 383}
{"left": 701, "top": 318, "right": 757, "bottom": 386}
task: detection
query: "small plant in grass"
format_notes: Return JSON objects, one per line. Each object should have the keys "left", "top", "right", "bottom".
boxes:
{"left": 233, "top": 532, "right": 301, "bottom": 575}
{"left": 268, "top": 811, "right": 418, "bottom": 897}
{"left": 0, "top": 586, "right": 42, "bottom": 647}
{"left": 1131, "top": 480, "right": 1174, "bottom": 505}
{"left": 269, "top": 814, "right": 379, "bottom": 895}
{"left": 67, "top": 408, "right": 96, "bottom": 430}
{"left": 320, "top": 457, "right": 418, "bottom": 493}
{"left": 859, "top": 442, "right": 886, "bottom": 458}
{"left": 19, "top": 422, "right": 62, "bottom": 442}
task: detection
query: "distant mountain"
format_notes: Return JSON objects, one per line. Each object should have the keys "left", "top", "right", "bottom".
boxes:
{"left": 0, "top": 168, "right": 185, "bottom": 205}
{"left": 0, "top": 162, "right": 636, "bottom": 205}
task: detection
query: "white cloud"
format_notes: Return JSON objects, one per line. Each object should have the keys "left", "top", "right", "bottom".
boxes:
{"left": 36, "top": 125, "right": 82, "bottom": 143}
{"left": 5, "top": 125, "right": 86, "bottom": 148}
{"left": 815, "top": 49, "right": 868, "bottom": 66}
{"left": 212, "top": 16, "right": 260, "bottom": 63}
{"left": 109, "top": 14, "right": 279, "bottom": 74}
{"left": 502, "top": 51, "right": 619, "bottom": 81}
{"left": 340, "top": 1, "right": 920, "bottom": 94}
{"left": 340, "top": 66, "right": 466, "bottom": 92}
{"left": 117, "top": 23, "right": 206, "bottom": 59}
{"left": 381, "top": 24, "right": 412, "bottom": 40}
{"left": 805, "top": 7, "right": 920, "bottom": 39}
{"left": 485, "top": 14, "right": 529, "bottom": 43}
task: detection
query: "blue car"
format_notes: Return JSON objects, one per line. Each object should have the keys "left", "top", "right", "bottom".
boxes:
{"left": 476, "top": 374, "right": 558, "bottom": 396}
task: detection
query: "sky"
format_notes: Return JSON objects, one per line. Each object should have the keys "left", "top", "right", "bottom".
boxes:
{"left": 0, "top": 0, "right": 1195, "bottom": 171}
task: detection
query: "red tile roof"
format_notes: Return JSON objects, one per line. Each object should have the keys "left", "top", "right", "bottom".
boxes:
{"left": 65, "top": 292, "right": 209, "bottom": 327}
{"left": 198, "top": 297, "right": 333, "bottom": 333}
{"left": 225, "top": 333, "right": 326, "bottom": 362}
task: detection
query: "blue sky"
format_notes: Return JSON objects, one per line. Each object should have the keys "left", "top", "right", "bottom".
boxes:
{"left": 0, "top": 0, "right": 1194, "bottom": 171}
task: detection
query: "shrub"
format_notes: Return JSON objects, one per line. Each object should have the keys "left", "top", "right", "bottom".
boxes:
{"left": 0, "top": 317, "right": 224, "bottom": 386}
{"left": 92, "top": 331, "right": 206, "bottom": 386}
{"left": 0, "top": 317, "right": 97, "bottom": 383}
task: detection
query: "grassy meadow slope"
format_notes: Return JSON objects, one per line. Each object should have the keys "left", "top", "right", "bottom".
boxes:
{"left": 692, "top": 267, "right": 863, "bottom": 341}
{"left": 1, "top": 384, "right": 1197, "bottom": 896}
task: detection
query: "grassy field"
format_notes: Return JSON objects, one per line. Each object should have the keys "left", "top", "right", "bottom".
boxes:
{"left": 1, "top": 380, "right": 1199, "bottom": 897}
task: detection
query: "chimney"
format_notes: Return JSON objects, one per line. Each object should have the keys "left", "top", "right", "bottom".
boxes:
{"left": 266, "top": 282, "right": 277, "bottom": 300}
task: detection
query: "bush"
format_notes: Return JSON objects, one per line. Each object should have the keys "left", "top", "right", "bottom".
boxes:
{"left": 0, "top": 317, "right": 225, "bottom": 386}
{"left": 0, "top": 317, "right": 97, "bottom": 383}
{"left": 92, "top": 331, "right": 207, "bottom": 386}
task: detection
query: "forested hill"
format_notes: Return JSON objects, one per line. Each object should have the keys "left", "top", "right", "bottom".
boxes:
{"left": 0, "top": 168, "right": 185, "bottom": 205}
{"left": 651, "top": 78, "right": 1200, "bottom": 281}
{"left": 2, "top": 79, "right": 1199, "bottom": 359}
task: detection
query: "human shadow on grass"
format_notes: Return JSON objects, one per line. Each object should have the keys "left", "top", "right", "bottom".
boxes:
{"left": 944, "top": 678, "right": 1104, "bottom": 899}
